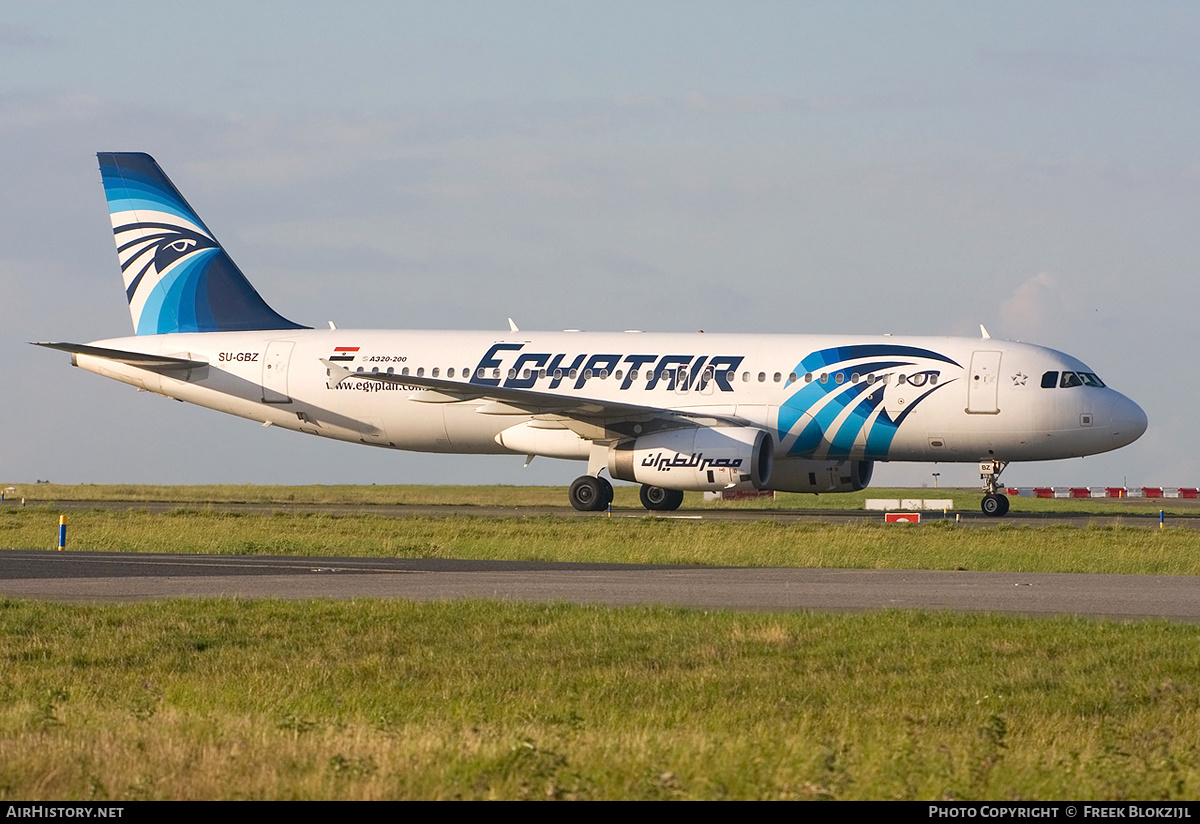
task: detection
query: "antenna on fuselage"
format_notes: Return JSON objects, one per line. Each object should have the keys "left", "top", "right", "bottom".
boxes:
{"left": 980, "top": 324, "right": 991, "bottom": 339}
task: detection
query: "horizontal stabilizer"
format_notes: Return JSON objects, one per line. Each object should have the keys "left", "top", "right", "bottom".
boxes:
{"left": 33, "top": 342, "right": 207, "bottom": 371}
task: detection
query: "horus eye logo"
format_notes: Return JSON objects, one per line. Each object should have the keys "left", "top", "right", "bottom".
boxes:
{"left": 114, "top": 220, "right": 220, "bottom": 302}
{"left": 150, "top": 227, "right": 215, "bottom": 271}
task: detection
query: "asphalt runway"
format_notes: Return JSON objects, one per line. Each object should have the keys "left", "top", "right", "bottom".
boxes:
{"left": 4, "top": 500, "right": 1196, "bottom": 618}
{"left": 3, "top": 550, "right": 1198, "bottom": 621}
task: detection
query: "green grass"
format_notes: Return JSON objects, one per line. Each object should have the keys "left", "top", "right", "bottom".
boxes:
{"left": 5, "top": 482, "right": 1199, "bottom": 515}
{"left": 1, "top": 599, "right": 1197, "bottom": 800}
{"left": 4, "top": 506, "right": 1200, "bottom": 574}
{"left": 3, "top": 485, "right": 1198, "bottom": 800}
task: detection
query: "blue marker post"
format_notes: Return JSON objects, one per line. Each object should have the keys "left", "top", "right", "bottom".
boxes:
{"left": 1160, "top": 510, "right": 1165, "bottom": 530}
{"left": 58, "top": 515, "right": 67, "bottom": 551}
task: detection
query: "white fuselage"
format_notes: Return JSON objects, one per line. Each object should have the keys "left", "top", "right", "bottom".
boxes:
{"left": 74, "top": 329, "right": 1147, "bottom": 474}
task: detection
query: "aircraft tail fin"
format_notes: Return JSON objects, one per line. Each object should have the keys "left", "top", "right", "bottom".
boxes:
{"left": 97, "top": 152, "right": 308, "bottom": 335}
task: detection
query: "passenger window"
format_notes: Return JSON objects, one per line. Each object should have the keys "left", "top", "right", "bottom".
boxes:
{"left": 897, "top": 374, "right": 907, "bottom": 385}
{"left": 834, "top": 373, "right": 844, "bottom": 384}
{"left": 417, "top": 367, "right": 424, "bottom": 377}
{"left": 805, "top": 373, "right": 813, "bottom": 383}
{"left": 788, "top": 372, "right": 797, "bottom": 383}
{"left": 773, "top": 372, "right": 781, "bottom": 383}
{"left": 432, "top": 367, "right": 440, "bottom": 378}
{"left": 1060, "top": 372, "right": 1082, "bottom": 388}
{"left": 1041, "top": 371, "right": 1058, "bottom": 389}
{"left": 447, "top": 368, "right": 455, "bottom": 378}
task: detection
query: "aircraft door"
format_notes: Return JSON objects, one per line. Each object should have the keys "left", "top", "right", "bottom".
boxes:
{"left": 966, "top": 351, "right": 1002, "bottom": 414}
{"left": 261, "top": 340, "right": 294, "bottom": 403}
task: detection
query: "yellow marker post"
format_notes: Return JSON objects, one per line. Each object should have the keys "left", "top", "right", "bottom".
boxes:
{"left": 58, "top": 515, "right": 67, "bottom": 551}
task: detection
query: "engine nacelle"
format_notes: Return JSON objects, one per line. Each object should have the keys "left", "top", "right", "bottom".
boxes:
{"left": 767, "top": 457, "right": 874, "bottom": 493}
{"left": 608, "top": 427, "right": 773, "bottom": 491}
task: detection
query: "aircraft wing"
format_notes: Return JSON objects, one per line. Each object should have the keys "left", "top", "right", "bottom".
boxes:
{"left": 322, "top": 360, "right": 746, "bottom": 433}
{"left": 33, "top": 342, "right": 208, "bottom": 372}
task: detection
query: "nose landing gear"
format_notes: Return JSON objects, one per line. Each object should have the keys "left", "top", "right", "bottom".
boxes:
{"left": 980, "top": 460, "right": 1010, "bottom": 517}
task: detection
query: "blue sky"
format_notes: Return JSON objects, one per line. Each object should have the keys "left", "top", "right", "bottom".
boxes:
{"left": 2, "top": 1, "right": 1197, "bottom": 489}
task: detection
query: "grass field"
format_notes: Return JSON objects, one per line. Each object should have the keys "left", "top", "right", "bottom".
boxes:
{"left": 5, "top": 482, "right": 1199, "bottom": 515}
{"left": 2, "top": 599, "right": 1198, "bottom": 800}
{"left": 3, "top": 506, "right": 1200, "bottom": 574}
{"left": 2, "top": 484, "right": 1198, "bottom": 800}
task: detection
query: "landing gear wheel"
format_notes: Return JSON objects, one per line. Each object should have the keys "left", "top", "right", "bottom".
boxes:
{"left": 979, "top": 460, "right": 1011, "bottom": 517}
{"left": 640, "top": 485, "right": 684, "bottom": 512}
{"left": 569, "top": 476, "right": 609, "bottom": 512}
{"left": 981, "top": 493, "right": 1010, "bottom": 517}
{"left": 597, "top": 476, "right": 614, "bottom": 507}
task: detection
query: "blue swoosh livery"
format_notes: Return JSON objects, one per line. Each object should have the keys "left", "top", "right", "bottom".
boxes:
{"left": 98, "top": 152, "right": 307, "bottom": 335}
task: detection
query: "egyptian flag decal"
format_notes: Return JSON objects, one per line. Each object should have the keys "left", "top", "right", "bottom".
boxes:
{"left": 328, "top": 346, "right": 359, "bottom": 362}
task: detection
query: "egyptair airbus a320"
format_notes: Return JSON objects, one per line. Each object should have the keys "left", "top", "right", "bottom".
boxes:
{"left": 37, "top": 153, "right": 1147, "bottom": 515}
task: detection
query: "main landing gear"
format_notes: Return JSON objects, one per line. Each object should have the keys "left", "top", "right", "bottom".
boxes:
{"left": 980, "top": 460, "right": 1010, "bottom": 517}
{"left": 568, "top": 475, "right": 614, "bottom": 512}
{"left": 567, "top": 476, "right": 684, "bottom": 512}
{"left": 639, "top": 485, "right": 684, "bottom": 512}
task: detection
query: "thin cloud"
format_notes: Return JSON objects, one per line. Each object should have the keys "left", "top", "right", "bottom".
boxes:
{"left": 998, "top": 272, "right": 1069, "bottom": 342}
{"left": 0, "top": 23, "right": 54, "bottom": 49}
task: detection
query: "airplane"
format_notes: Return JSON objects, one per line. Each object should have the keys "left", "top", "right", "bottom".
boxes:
{"left": 37, "top": 152, "right": 1147, "bottom": 516}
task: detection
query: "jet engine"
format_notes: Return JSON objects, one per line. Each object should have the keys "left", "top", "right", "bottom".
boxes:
{"left": 607, "top": 426, "right": 773, "bottom": 491}
{"left": 768, "top": 457, "right": 874, "bottom": 493}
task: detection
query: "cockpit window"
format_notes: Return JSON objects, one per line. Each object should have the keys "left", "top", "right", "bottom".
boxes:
{"left": 1043, "top": 369, "right": 1105, "bottom": 389}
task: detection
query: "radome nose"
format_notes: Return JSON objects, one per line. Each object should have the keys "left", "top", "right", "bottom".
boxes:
{"left": 1109, "top": 393, "right": 1148, "bottom": 447}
